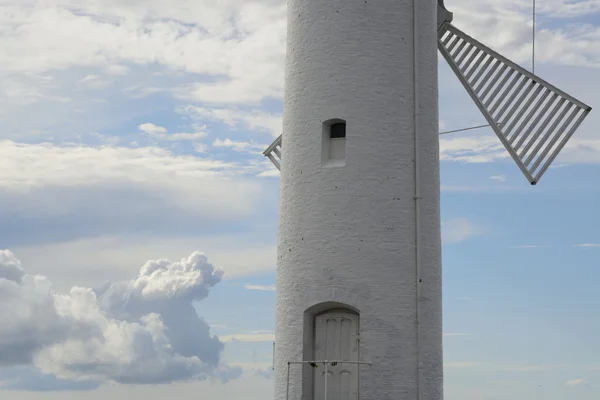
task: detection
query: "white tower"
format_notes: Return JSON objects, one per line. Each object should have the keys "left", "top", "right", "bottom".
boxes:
{"left": 265, "top": 1, "right": 592, "bottom": 399}
{"left": 272, "top": 1, "right": 442, "bottom": 399}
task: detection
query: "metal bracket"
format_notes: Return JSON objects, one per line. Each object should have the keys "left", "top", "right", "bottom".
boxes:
{"left": 438, "top": 0, "right": 453, "bottom": 30}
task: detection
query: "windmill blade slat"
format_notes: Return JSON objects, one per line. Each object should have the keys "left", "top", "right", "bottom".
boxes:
{"left": 264, "top": 134, "right": 282, "bottom": 171}
{"left": 480, "top": 64, "right": 509, "bottom": 103}
{"left": 439, "top": 23, "right": 592, "bottom": 184}
{"left": 519, "top": 97, "right": 566, "bottom": 160}
{"left": 456, "top": 43, "right": 474, "bottom": 67}
{"left": 531, "top": 106, "right": 580, "bottom": 173}
{"left": 484, "top": 68, "right": 515, "bottom": 109}
{"left": 510, "top": 89, "right": 553, "bottom": 148}
{"left": 459, "top": 47, "right": 480, "bottom": 74}
{"left": 490, "top": 73, "right": 524, "bottom": 117}
{"left": 464, "top": 51, "right": 487, "bottom": 80}
{"left": 502, "top": 83, "right": 542, "bottom": 137}
{"left": 525, "top": 101, "right": 573, "bottom": 167}
{"left": 473, "top": 59, "right": 500, "bottom": 94}
{"left": 535, "top": 110, "right": 589, "bottom": 181}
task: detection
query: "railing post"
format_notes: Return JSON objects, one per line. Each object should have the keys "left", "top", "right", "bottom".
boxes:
{"left": 324, "top": 361, "right": 328, "bottom": 400}
{"left": 284, "top": 360, "right": 372, "bottom": 400}
{"left": 286, "top": 362, "right": 290, "bottom": 400}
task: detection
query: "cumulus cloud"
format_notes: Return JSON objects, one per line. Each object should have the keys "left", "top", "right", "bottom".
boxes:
{"left": 0, "top": 249, "right": 242, "bottom": 388}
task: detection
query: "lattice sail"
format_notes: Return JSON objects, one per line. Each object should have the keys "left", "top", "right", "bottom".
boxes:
{"left": 264, "top": 134, "right": 282, "bottom": 170}
{"left": 438, "top": 22, "right": 592, "bottom": 184}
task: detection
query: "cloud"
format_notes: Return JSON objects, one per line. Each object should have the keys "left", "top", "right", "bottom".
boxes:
{"left": 565, "top": 378, "right": 587, "bottom": 388}
{"left": 181, "top": 106, "right": 282, "bottom": 137}
{"left": 257, "top": 168, "right": 281, "bottom": 178}
{"left": 213, "top": 138, "right": 264, "bottom": 153}
{"left": 0, "top": 140, "right": 250, "bottom": 188}
{"left": 244, "top": 285, "right": 275, "bottom": 292}
{"left": 574, "top": 243, "right": 600, "bottom": 248}
{"left": 441, "top": 218, "right": 483, "bottom": 244}
{"left": 11, "top": 234, "right": 277, "bottom": 293}
{"left": 138, "top": 123, "right": 167, "bottom": 135}
{"left": 229, "top": 362, "right": 274, "bottom": 379}
{"left": 0, "top": 140, "right": 265, "bottom": 247}
{"left": 138, "top": 123, "right": 208, "bottom": 141}
{"left": 220, "top": 332, "right": 275, "bottom": 343}
{"left": 254, "top": 367, "right": 274, "bottom": 379}
{"left": 77, "top": 74, "right": 111, "bottom": 90}
{"left": 449, "top": 0, "right": 600, "bottom": 68}
{"left": 489, "top": 175, "right": 507, "bottom": 182}
{"left": 0, "top": 249, "right": 242, "bottom": 388}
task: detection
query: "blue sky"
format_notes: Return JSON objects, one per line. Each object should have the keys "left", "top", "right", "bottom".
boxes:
{"left": 0, "top": 0, "right": 599, "bottom": 399}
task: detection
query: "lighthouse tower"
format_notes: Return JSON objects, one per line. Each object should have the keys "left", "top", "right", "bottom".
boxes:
{"left": 273, "top": 0, "right": 442, "bottom": 399}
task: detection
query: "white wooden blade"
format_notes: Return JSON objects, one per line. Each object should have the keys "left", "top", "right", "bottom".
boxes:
{"left": 439, "top": 22, "right": 592, "bottom": 185}
{"left": 263, "top": 134, "right": 282, "bottom": 170}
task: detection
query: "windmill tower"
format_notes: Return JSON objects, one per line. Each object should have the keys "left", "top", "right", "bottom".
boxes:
{"left": 264, "top": 1, "right": 592, "bottom": 399}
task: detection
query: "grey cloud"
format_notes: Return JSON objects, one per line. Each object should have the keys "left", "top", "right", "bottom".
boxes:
{"left": 0, "top": 250, "right": 25, "bottom": 282}
{"left": 0, "top": 250, "right": 242, "bottom": 389}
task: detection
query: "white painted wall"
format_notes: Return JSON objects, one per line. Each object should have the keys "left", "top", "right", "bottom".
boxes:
{"left": 274, "top": 0, "right": 443, "bottom": 399}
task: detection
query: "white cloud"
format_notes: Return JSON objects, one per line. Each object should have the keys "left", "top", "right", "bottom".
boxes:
{"left": 244, "top": 285, "right": 275, "bottom": 292}
{"left": 0, "top": 141, "right": 261, "bottom": 230}
{"left": 565, "top": 378, "right": 587, "bottom": 388}
{"left": 574, "top": 243, "right": 600, "bottom": 248}
{"left": 440, "top": 135, "right": 510, "bottom": 163}
{"left": 182, "top": 106, "right": 282, "bottom": 137}
{"left": 442, "top": 218, "right": 483, "bottom": 244}
{"left": 213, "top": 138, "right": 264, "bottom": 153}
{"left": 106, "top": 65, "right": 130, "bottom": 75}
{"left": 194, "top": 143, "right": 209, "bottom": 153}
{"left": 439, "top": 134, "right": 600, "bottom": 166}
{"left": 77, "top": 74, "right": 111, "bottom": 89}
{"left": 449, "top": 0, "right": 600, "bottom": 68}
{"left": 220, "top": 332, "right": 275, "bottom": 343}
{"left": 0, "top": 140, "right": 247, "bottom": 187}
{"left": 257, "top": 168, "right": 280, "bottom": 178}
{"left": 138, "top": 123, "right": 208, "bottom": 141}
{"left": 138, "top": 123, "right": 167, "bottom": 135}
{"left": 489, "top": 175, "right": 507, "bottom": 182}
{"left": 0, "top": 249, "right": 242, "bottom": 386}
{"left": 11, "top": 234, "right": 277, "bottom": 292}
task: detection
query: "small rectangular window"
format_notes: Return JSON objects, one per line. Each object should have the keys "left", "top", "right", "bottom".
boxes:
{"left": 322, "top": 119, "right": 347, "bottom": 167}
{"left": 330, "top": 123, "right": 346, "bottom": 138}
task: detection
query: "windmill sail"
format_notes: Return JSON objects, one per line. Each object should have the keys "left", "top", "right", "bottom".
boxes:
{"left": 264, "top": 134, "right": 282, "bottom": 170}
{"left": 438, "top": 22, "right": 592, "bottom": 184}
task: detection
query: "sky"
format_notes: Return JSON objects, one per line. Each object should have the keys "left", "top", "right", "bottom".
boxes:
{"left": 0, "top": 0, "right": 599, "bottom": 399}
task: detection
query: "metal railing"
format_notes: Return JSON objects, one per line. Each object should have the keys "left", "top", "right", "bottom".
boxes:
{"left": 285, "top": 360, "right": 372, "bottom": 400}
